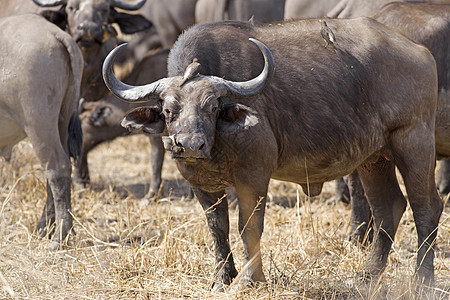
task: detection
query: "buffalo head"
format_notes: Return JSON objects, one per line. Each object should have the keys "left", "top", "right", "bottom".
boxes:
{"left": 33, "top": 0, "right": 152, "bottom": 48}
{"left": 102, "top": 38, "right": 274, "bottom": 161}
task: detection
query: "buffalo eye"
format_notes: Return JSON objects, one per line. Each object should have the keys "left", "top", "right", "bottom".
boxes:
{"left": 163, "top": 108, "right": 178, "bottom": 122}
{"left": 67, "top": 4, "right": 77, "bottom": 12}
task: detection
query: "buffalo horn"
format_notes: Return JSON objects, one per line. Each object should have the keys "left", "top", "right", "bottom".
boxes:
{"left": 102, "top": 43, "right": 172, "bottom": 103}
{"left": 110, "top": 0, "right": 146, "bottom": 10}
{"left": 32, "top": 0, "right": 65, "bottom": 7}
{"left": 210, "top": 38, "right": 275, "bottom": 98}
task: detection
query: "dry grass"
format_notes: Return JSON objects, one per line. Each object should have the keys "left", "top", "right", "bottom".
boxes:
{"left": 1, "top": 135, "right": 449, "bottom": 299}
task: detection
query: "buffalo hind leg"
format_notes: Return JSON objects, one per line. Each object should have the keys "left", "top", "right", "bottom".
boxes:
{"left": 25, "top": 125, "right": 73, "bottom": 250}
{"left": 357, "top": 159, "right": 407, "bottom": 280}
{"left": 193, "top": 187, "right": 238, "bottom": 291}
{"left": 390, "top": 129, "right": 443, "bottom": 285}
{"left": 36, "top": 181, "right": 56, "bottom": 237}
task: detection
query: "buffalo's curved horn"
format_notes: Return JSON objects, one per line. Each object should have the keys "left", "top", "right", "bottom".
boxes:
{"left": 103, "top": 43, "right": 173, "bottom": 103}
{"left": 210, "top": 38, "right": 275, "bottom": 98}
{"left": 110, "top": 0, "right": 146, "bottom": 10}
{"left": 32, "top": 0, "right": 66, "bottom": 7}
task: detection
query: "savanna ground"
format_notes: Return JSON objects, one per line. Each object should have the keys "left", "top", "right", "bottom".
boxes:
{"left": 0, "top": 135, "right": 449, "bottom": 299}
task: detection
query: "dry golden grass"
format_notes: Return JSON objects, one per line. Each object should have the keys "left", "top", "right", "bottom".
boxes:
{"left": 1, "top": 135, "right": 449, "bottom": 299}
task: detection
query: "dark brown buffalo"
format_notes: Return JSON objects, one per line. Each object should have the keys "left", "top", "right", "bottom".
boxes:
{"left": 322, "top": 0, "right": 450, "bottom": 215}
{"left": 327, "top": 0, "right": 450, "bottom": 18}
{"left": 103, "top": 19, "right": 442, "bottom": 288}
{"left": 0, "top": 14, "right": 83, "bottom": 249}
{"left": 29, "top": 0, "right": 152, "bottom": 101}
{"left": 346, "top": 2, "right": 450, "bottom": 244}
{"left": 77, "top": 49, "right": 169, "bottom": 196}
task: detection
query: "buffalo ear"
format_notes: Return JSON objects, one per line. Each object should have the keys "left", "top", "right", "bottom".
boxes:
{"left": 217, "top": 103, "right": 259, "bottom": 133}
{"left": 110, "top": 8, "right": 153, "bottom": 34}
{"left": 121, "top": 106, "right": 164, "bottom": 134}
{"left": 89, "top": 105, "right": 113, "bottom": 127}
{"left": 40, "top": 7, "right": 67, "bottom": 30}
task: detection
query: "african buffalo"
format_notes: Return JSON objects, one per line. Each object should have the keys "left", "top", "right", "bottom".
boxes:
{"left": 29, "top": 0, "right": 152, "bottom": 101}
{"left": 103, "top": 19, "right": 442, "bottom": 288}
{"left": 327, "top": 0, "right": 450, "bottom": 18}
{"left": 284, "top": 0, "right": 340, "bottom": 19}
{"left": 346, "top": 2, "right": 450, "bottom": 243}
{"left": 0, "top": 14, "right": 83, "bottom": 249}
{"left": 121, "top": 0, "right": 198, "bottom": 66}
{"left": 145, "top": 0, "right": 197, "bottom": 48}
{"left": 195, "top": 0, "right": 285, "bottom": 24}
{"left": 77, "top": 49, "right": 169, "bottom": 197}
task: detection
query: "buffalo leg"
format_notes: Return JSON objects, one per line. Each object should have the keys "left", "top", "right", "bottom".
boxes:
{"left": 357, "top": 159, "right": 407, "bottom": 279}
{"left": 25, "top": 125, "right": 73, "bottom": 250}
{"left": 148, "top": 135, "right": 165, "bottom": 197}
{"left": 193, "top": 187, "right": 238, "bottom": 291}
{"left": 46, "top": 168, "right": 72, "bottom": 249}
{"left": 347, "top": 170, "right": 373, "bottom": 245}
{"left": 335, "top": 177, "right": 350, "bottom": 204}
{"left": 36, "top": 181, "right": 56, "bottom": 237}
{"left": 436, "top": 159, "right": 450, "bottom": 195}
{"left": 234, "top": 176, "right": 269, "bottom": 286}
{"left": 390, "top": 130, "right": 443, "bottom": 285}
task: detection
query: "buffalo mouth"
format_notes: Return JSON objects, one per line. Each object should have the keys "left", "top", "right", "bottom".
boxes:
{"left": 76, "top": 37, "right": 102, "bottom": 48}
{"left": 171, "top": 153, "right": 208, "bottom": 163}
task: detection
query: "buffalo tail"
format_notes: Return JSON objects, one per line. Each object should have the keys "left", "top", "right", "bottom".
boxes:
{"left": 68, "top": 112, "right": 83, "bottom": 163}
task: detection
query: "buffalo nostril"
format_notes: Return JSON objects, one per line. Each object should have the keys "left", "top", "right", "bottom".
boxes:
{"left": 176, "top": 136, "right": 206, "bottom": 153}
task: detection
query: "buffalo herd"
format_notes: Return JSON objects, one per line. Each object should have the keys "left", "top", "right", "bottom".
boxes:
{"left": 0, "top": 0, "right": 448, "bottom": 292}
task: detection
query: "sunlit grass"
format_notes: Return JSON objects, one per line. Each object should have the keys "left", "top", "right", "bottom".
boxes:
{"left": 1, "top": 136, "right": 449, "bottom": 299}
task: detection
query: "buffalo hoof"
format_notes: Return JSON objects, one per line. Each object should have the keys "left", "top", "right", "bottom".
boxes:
{"left": 210, "top": 265, "right": 238, "bottom": 292}
{"left": 36, "top": 219, "right": 55, "bottom": 238}
{"left": 48, "top": 240, "right": 62, "bottom": 251}
{"left": 211, "top": 282, "right": 226, "bottom": 293}
{"left": 349, "top": 223, "right": 373, "bottom": 247}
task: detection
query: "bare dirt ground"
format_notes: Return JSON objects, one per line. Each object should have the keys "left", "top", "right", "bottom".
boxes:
{"left": 1, "top": 135, "right": 449, "bottom": 299}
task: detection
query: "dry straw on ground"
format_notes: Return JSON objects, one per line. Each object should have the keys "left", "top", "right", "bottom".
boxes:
{"left": 1, "top": 135, "right": 449, "bottom": 299}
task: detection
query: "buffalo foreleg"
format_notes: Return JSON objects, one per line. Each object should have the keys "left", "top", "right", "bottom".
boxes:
{"left": 193, "top": 187, "right": 238, "bottom": 291}
{"left": 234, "top": 176, "right": 269, "bottom": 287}
{"left": 346, "top": 170, "right": 373, "bottom": 245}
{"left": 148, "top": 135, "right": 165, "bottom": 197}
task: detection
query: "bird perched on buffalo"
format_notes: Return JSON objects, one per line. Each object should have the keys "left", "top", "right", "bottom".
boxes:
{"left": 320, "top": 20, "right": 338, "bottom": 50}
{"left": 180, "top": 58, "right": 201, "bottom": 86}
